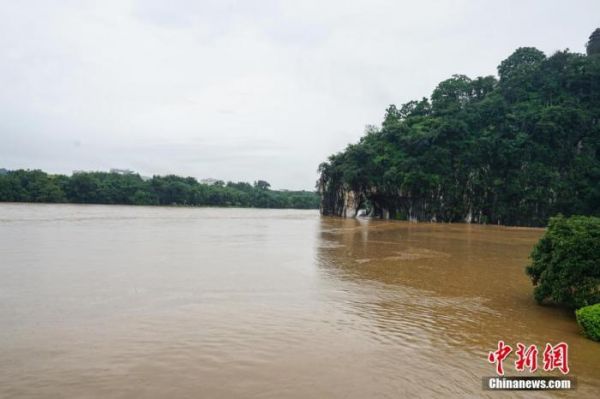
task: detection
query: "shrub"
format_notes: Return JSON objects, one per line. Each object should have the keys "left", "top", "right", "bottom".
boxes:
{"left": 576, "top": 304, "right": 600, "bottom": 341}
{"left": 526, "top": 215, "right": 600, "bottom": 309}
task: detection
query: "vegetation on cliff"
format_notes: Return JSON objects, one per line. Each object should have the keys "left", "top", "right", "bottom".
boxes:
{"left": 0, "top": 169, "right": 319, "bottom": 209}
{"left": 526, "top": 215, "right": 600, "bottom": 309}
{"left": 318, "top": 31, "right": 600, "bottom": 226}
{"left": 587, "top": 28, "right": 600, "bottom": 56}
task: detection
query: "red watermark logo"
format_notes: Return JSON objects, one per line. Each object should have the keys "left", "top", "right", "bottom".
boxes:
{"left": 488, "top": 341, "right": 569, "bottom": 376}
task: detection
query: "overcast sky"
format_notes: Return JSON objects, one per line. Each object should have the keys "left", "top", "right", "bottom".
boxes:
{"left": 1, "top": 1, "right": 598, "bottom": 189}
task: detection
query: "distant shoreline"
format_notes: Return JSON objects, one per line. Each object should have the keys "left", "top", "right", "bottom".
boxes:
{"left": 0, "top": 169, "right": 320, "bottom": 210}
{"left": 0, "top": 201, "right": 320, "bottom": 211}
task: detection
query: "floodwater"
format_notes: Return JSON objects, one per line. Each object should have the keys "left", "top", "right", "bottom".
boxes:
{"left": 0, "top": 203, "right": 598, "bottom": 398}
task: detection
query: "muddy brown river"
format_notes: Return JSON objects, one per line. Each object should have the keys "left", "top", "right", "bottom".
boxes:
{"left": 0, "top": 204, "right": 598, "bottom": 398}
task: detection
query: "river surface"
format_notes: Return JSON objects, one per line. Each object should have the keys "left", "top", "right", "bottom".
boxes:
{"left": 0, "top": 204, "right": 598, "bottom": 398}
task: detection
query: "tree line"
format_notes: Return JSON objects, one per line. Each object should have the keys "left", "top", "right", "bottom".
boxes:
{"left": 318, "top": 29, "right": 600, "bottom": 226}
{"left": 0, "top": 169, "right": 319, "bottom": 209}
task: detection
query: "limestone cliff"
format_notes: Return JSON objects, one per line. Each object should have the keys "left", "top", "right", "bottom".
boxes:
{"left": 319, "top": 177, "right": 485, "bottom": 223}
{"left": 318, "top": 175, "right": 362, "bottom": 218}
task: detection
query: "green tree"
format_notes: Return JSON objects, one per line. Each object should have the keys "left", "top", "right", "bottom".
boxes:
{"left": 526, "top": 215, "right": 600, "bottom": 309}
{"left": 254, "top": 180, "right": 271, "bottom": 190}
{"left": 587, "top": 28, "right": 600, "bottom": 56}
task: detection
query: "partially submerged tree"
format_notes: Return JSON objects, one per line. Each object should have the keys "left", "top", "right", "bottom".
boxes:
{"left": 526, "top": 215, "right": 600, "bottom": 309}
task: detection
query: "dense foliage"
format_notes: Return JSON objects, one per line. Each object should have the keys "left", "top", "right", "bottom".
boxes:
{"left": 576, "top": 304, "right": 600, "bottom": 342}
{"left": 526, "top": 215, "right": 600, "bottom": 309}
{"left": 587, "top": 28, "right": 600, "bottom": 56}
{"left": 319, "top": 39, "right": 600, "bottom": 226}
{"left": 0, "top": 169, "right": 319, "bottom": 209}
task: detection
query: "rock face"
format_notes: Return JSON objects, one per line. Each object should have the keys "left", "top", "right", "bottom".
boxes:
{"left": 340, "top": 190, "right": 361, "bottom": 218}
{"left": 318, "top": 177, "right": 362, "bottom": 218}
{"left": 318, "top": 180, "right": 485, "bottom": 222}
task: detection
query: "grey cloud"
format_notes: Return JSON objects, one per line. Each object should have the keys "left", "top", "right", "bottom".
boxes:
{"left": 1, "top": 0, "right": 599, "bottom": 190}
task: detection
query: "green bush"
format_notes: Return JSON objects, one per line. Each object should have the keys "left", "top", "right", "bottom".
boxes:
{"left": 576, "top": 304, "right": 600, "bottom": 341}
{"left": 526, "top": 215, "right": 600, "bottom": 309}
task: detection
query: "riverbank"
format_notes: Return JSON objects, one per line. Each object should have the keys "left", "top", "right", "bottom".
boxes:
{"left": 0, "top": 169, "right": 319, "bottom": 209}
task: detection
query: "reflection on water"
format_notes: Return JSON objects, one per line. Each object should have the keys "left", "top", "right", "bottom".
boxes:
{"left": 0, "top": 204, "right": 598, "bottom": 398}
